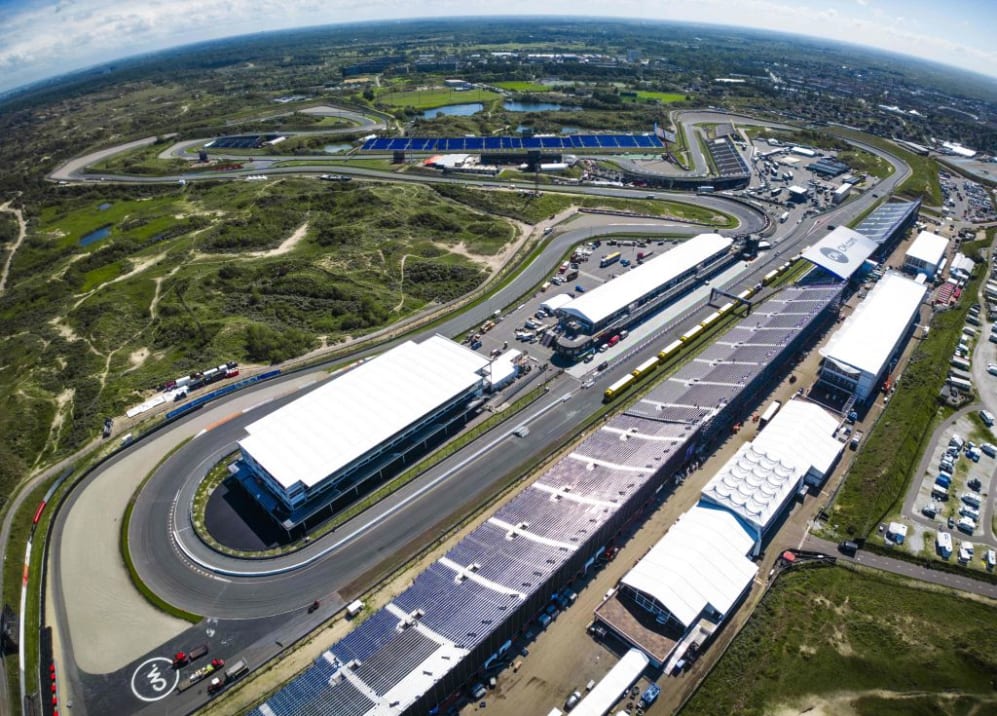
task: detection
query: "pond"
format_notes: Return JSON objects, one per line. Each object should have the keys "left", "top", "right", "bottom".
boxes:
{"left": 80, "top": 225, "right": 112, "bottom": 247}
{"left": 421, "top": 103, "right": 484, "bottom": 118}
{"left": 323, "top": 143, "right": 352, "bottom": 154}
{"left": 97, "top": 202, "right": 113, "bottom": 211}
{"left": 503, "top": 101, "right": 581, "bottom": 112}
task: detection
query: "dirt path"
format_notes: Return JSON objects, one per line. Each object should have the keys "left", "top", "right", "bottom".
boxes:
{"left": 149, "top": 266, "right": 180, "bottom": 320}
{"left": 0, "top": 201, "right": 27, "bottom": 295}
{"left": 247, "top": 220, "right": 310, "bottom": 258}
{"left": 394, "top": 253, "right": 412, "bottom": 312}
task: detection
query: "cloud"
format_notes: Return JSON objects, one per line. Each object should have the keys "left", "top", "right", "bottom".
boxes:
{"left": 0, "top": 0, "right": 995, "bottom": 94}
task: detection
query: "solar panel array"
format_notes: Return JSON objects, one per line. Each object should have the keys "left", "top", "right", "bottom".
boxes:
{"left": 249, "top": 284, "right": 840, "bottom": 716}
{"left": 361, "top": 135, "right": 665, "bottom": 153}
{"left": 853, "top": 200, "right": 920, "bottom": 248}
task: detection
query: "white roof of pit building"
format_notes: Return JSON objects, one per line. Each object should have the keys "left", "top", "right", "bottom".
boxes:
{"left": 819, "top": 271, "right": 926, "bottom": 378}
{"left": 752, "top": 399, "right": 843, "bottom": 479}
{"left": 700, "top": 442, "right": 804, "bottom": 534}
{"left": 905, "top": 230, "right": 947, "bottom": 267}
{"left": 621, "top": 505, "right": 758, "bottom": 628}
{"left": 240, "top": 335, "right": 489, "bottom": 490}
{"left": 540, "top": 293, "right": 573, "bottom": 312}
{"left": 560, "top": 233, "right": 732, "bottom": 327}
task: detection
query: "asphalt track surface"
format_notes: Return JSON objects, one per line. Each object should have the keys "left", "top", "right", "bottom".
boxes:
{"left": 38, "top": 111, "right": 914, "bottom": 715}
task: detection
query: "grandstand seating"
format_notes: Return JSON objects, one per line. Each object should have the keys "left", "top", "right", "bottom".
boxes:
{"left": 249, "top": 285, "right": 842, "bottom": 716}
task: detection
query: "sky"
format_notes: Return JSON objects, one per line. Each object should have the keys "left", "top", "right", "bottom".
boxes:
{"left": 0, "top": 0, "right": 995, "bottom": 95}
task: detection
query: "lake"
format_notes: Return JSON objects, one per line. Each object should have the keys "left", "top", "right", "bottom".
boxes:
{"left": 80, "top": 225, "right": 112, "bottom": 247}
{"left": 421, "top": 103, "right": 484, "bottom": 118}
{"left": 503, "top": 101, "right": 581, "bottom": 112}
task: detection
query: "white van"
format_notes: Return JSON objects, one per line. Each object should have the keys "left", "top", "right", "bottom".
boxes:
{"left": 979, "top": 410, "right": 995, "bottom": 427}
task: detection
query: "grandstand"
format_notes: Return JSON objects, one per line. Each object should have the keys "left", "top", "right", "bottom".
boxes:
{"left": 204, "top": 134, "right": 281, "bottom": 149}
{"left": 705, "top": 136, "right": 750, "bottom": 178}
{"left": 248, "top": 284, "right": 840, "bottom": 715}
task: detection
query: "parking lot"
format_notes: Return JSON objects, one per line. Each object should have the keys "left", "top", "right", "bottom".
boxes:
{"left": 939, "top": 169, "right": 997, "bottom": 224}
{"left": 904, "top": 412, "right": 996, "bottom": 565}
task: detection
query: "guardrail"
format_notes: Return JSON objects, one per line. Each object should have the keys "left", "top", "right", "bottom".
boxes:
{"left": 164, "top": 370, "right": 282, "bottom": 421}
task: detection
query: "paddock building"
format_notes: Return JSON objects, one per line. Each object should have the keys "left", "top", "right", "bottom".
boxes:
{"left": 238, "top": 335, "right": 489, "bottom": 531}
{"left": 816, "top": 271, "right": 926, "bottom": 404}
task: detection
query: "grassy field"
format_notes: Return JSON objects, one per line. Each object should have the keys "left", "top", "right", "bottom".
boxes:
{"left": 630, "top": 90, "right": 687, "bottom": 103}
{"left": 493, "top": 81, "right": 550, "bottom": 92}
{"left": 827, "top": 244, "right": 985, "bottom": 539}
{"left": 838, "top": 148, "right": 895, "bottom": 179}
{"left": 431, "top": 185, "right": 736, "bottom": 227}
{"left": 376, "top": 88, "right": 501, "bottom": 110}
{"left": 831, "top": 129, "right": 943, "bottom": 205}
{"left": 682, "top": 566, "right": 997, "bottom": 716}
{"left": 89, "top": 141, "right": 191, "bottom": 175}
{"left": 0, "top": 179, "right": 515, "bottom": 495}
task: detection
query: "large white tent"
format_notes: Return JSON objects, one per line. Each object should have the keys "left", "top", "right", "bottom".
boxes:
{"left": 752, "top": 399, "right": 842, "bottom": 487}
{"left": 621, "top": 505, "right": 757, "bottom": 628}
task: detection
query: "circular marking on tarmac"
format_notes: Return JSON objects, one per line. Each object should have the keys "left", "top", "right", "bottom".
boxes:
{"left": 131, "top": 657, "right": 178, "bottom": 702}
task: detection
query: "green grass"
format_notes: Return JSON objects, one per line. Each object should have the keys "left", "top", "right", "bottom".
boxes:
{"left": 630, "top": 90, "right": 687, "bottom": 103}
{"left": 81, "top": 261, "right": 124, "bottom": 291}
{"left": 830, "top": 128, "right": 942, "bottom": 205}
{"left": 838, "top": 148, "right": 895, "bottom": 180}
{"left": 828, "top": 262, "right": 983, "bottom": 538}
{"left": 89, "top": 141, "right": 190, "bottom": 175}
{"left": 376, "top": 88, "right": 500, "bottom": 110}
{"left": 493, "top": 81, "right": 550, "bottom": 92}
{"left": 682, "top": 566, "right": 997, "bottom": 716}
{"left": 0, "top": 179, "right": 516, "bottom": 489}
{"left": 431, "top": 185, "right": 736, "bottom": 227}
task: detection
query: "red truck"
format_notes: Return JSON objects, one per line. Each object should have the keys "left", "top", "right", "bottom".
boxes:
{"left": 172, "top": 644, "right": 208, "bottom": 669}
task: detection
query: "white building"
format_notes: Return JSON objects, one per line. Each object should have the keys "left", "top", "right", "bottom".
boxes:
{"left": 903, "top": 230, "right": 948, "bottom": 279}
{"left": 832, "top": 183, "right": 852, "bottom": 204}
{"left": 619, "top": 505, "right": 758, "bottom": 632}
{"left": 484, "top": 349, "right": 521, "bottom": 391}
{"left": 818, "top": 271, "right": 926, "bottom": 403}
{"left": 239, "top": 335, "right": 489, "bottom": 529}
{"left": 555, "top": 233, "right": 733, "bottom": 356}
{"left": 791, "top": 146, "right": 817, "bottom": 158}
{"left": 801, "top": 226, "right": 878, "bottom": 280}
{"left": 949, "top": 252, "right": 975, "bottom": 281}
{"left": 699, "top": 443, "right": 802, "bottom": 555}
{"left": 787, "top": 185, "right": 809, "bottom": 201}
{"left": 752, "top": 399, "right": 843, "bottom": 488}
